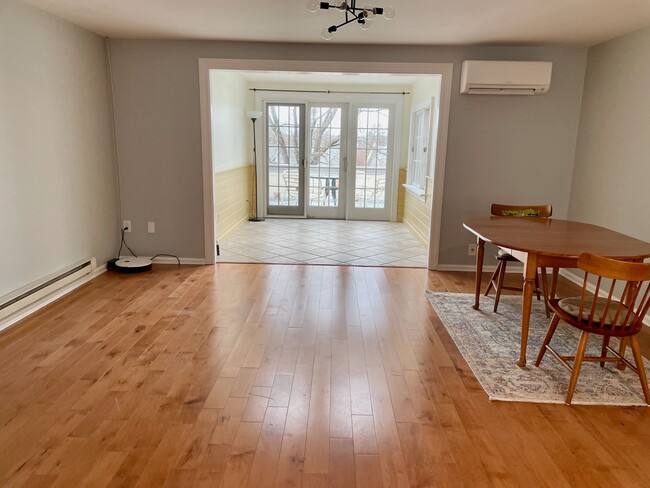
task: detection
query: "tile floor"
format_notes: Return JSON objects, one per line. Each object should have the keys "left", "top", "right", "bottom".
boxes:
{"left": 217, "top": 219, "right": 428, "bottom": 267}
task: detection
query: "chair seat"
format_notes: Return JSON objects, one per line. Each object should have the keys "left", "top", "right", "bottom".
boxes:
{"left": 496, "top": 248, "right": 519, "bottom": 261}
{"left": 557, "top": 296, "right": 630, "bottom": 326}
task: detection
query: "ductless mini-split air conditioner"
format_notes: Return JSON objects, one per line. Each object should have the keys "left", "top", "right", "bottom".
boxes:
{"left": 460, "top": 60, "right": 553, "bottom": 95}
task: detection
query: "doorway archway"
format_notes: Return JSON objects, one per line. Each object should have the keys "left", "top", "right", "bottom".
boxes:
{"left": 198, "top": 59, "right": 453, "bottom": 269}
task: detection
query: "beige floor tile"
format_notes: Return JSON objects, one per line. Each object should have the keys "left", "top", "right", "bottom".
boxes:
{"left": 219, "top": 219, "right": 427, "bottom": 267}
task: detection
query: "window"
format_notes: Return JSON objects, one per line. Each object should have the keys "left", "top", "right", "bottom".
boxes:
{"left": 405, "top": 101, "right": 431, "bottom": 196}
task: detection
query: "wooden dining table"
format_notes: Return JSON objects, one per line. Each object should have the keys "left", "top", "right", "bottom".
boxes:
{"left": 463, "top": 217, "right": 650, "bottom": 367}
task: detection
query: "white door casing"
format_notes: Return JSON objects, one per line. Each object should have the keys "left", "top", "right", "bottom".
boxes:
{"left": 199, "top": 59, "right": 453, "bottom": 270}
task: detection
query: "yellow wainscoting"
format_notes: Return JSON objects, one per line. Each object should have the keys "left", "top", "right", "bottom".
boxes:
{"left": 214, "top": 165, "right": 253, "bottom": 242}
{"left": 402, "top": 177, "right": 432, "bottom": 248}
{"left": 396, "top": 168, "right": 406, "bottom": 222}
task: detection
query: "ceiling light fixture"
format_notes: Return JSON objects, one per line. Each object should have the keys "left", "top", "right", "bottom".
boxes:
{"left": 307, "top": 1, "right": 395, "bottom": 40}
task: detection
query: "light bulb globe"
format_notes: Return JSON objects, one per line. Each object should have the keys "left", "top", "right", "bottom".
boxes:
{"left": 307, "top": 0, "right": 320, "bottom": 12}
{"left": 359, "top": 18, "right": 371, "bottom": 30}
{"left": 382, "top": 6, "right": 395, "bottom": 19}
{"left": 321, "top": 27, "right": 335, "bottom": 40}
{"left": 363, "top": 5, "right": 376, "bottom": 18}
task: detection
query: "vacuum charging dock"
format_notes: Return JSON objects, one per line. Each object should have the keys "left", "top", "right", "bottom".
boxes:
{"left": 108, "top": 257, "right": 152, "bottom": 273}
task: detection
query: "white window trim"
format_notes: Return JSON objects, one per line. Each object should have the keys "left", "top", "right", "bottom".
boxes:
{"left": 405, "top": 99, "right": 433, "bottom": 197}
{"left": 403, "top": 183, "right": 426, "bottom": 198}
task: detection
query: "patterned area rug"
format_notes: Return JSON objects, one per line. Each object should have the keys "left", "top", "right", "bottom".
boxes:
{"left": 426, "top": 292, "right": 649, "bottom": 406}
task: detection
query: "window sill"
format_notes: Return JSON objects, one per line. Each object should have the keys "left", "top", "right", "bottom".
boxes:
{"left": 403, "top": 183, "right": 426, "bottom": 199}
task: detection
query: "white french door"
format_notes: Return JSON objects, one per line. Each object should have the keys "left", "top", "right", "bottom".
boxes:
{"left": 307, "top": 104, "right": 347, "bottom": 219}
{"left": 265, "top": 103, "right": 305, "bottom": 217}
{"left": 261, "top": 98, "right": 398, "bottom": 221}
{"left": 347, "top": 104, "right": 395, "bottom": 221}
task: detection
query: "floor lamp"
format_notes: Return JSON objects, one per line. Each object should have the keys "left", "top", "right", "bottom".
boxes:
{"left": 246, "top": 110, "right": 264, "bottom": 222}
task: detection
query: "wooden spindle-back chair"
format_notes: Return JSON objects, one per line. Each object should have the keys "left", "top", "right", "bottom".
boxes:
{"left": 484, "top": 204, "right": 554, "bottom": 315}
{"left": 535, "top": 253, "right": 650, "bottom": 405}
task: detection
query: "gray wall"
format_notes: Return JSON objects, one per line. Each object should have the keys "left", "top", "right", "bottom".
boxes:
{"left": 0, "top": 1, "right": 119, "bottom": 297}
{"left": 108, "top": 39, "right": 587, "bottom": 264}
{"left": 569, "top": 26, "right": 650, "bottom": 243}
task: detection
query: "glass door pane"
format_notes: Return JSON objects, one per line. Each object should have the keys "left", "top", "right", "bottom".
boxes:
{"left": 348, "top": 105, "right": 393, "bottom": 220}
{"left": 307, "top": 105, "right": 346, "bottom": 219}
{"left": 266, "top": 104, "right": 305, "bottom": 216}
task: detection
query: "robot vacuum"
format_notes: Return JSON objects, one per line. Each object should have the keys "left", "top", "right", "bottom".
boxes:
{"left": 108, "top": 257, "right": 152, "bottom": 273}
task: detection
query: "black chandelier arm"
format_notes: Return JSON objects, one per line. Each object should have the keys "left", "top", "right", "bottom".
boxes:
{"left": 332, "top": 14, "right": 363, "bottom": 30}
{"left": 319, "top": 0, "right": 384, "bottom": 15}
{"left": 321, "top": 0, "right": 374, "bottom": 14}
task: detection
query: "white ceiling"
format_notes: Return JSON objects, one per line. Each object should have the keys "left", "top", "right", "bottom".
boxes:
{"left": 24, "top": 0, "right": 650, "bottom": 46}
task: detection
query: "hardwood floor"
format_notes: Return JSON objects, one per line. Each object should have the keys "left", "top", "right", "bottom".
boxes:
{"left": 1, "top": 264, "right": 649, "bottom": 487}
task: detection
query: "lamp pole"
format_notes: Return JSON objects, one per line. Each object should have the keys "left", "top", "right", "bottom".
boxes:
{"left": 247, "top": 110, "right": 264, "bottom": 222}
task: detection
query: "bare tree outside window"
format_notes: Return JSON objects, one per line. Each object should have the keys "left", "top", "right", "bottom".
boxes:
{"left": 309, "top": 107, "right": 342, "bottom": 207}
{"left": 309, "top": 107, "right": 341, "bottom": 167}
{"left": 267, "top": 105, "right": 300, "bottom": 168}
{"left": 355, "top": 108, "right": 389, "bottom": 169}
{"left": 355, "top": 108, "right": 389, "bottom": 209}
{"left": 267, "top": 105, "right": 301, "bottom": 206}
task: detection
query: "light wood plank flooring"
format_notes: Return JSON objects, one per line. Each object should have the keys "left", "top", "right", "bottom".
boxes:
{"left": 0, "top": 264, "right": 649, "bottom": 487}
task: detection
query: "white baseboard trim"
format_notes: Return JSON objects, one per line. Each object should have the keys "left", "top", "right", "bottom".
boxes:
{"left": 153, "top": 257, "right": 205, "bottom": 265}
{"left": 435, "top": 264, "right": 524, "bottom": 273}
{"left": 121, "top": 256, "right": 206, "bottom": 265}
{"left": 0, "top": 264, "right": 107, "bottom": 334}
{"left": 558, "top": 268, "right": 583, "bottom": 288}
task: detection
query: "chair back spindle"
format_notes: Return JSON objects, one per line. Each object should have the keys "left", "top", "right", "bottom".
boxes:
{"left": 577, "top": 253, "right": 650, "bottom": 334}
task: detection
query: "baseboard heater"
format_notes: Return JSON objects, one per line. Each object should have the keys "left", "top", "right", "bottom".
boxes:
{"left": 0, "top": 258, "right": 96, "bottom": 323}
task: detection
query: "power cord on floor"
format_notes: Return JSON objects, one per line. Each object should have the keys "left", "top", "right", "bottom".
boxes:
{"left": 117, "top": 227, "right": 138, "bottom": 259}
{"left": 150, "top": 254, "right": 181, "bottom": 267}
{"left": 116, "top": 227, "right": 181, "bottom": 267}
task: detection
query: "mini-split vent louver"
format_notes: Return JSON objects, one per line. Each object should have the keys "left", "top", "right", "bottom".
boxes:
{"left": 0, "top": 258, "right": 96, "bottom": 325}
{"left": 460, "top": 60, "right": 553, "bottom": 96}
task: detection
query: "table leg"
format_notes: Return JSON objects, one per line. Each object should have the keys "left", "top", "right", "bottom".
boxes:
{"left": 540, "top": 267, "right": 551, "bottom": 318}
{"left": 473, "top": 238, "right": 485, "bottom": 310}
{"left": 550, "top": 267, "right": 559, "bottom": 300}
{"left": 518, "top": 253, "right": 537, "bottom": 368}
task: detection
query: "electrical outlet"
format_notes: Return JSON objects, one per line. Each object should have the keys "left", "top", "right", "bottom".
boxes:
{"left": 123, "top": 220, "right": 131, "bottom": 232}
{"left": 468, "top": 243, "right": 477, "bottom": 256}
{"left": 147, "top": 222, "right": 155, "bottom": 233}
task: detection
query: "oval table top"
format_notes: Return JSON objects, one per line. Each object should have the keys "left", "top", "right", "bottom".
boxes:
{"left": 463, "top": 217, "right": 650, "bottom": 260}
